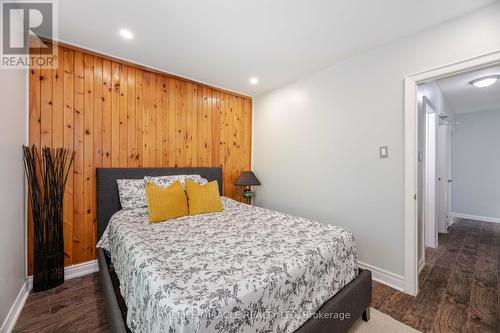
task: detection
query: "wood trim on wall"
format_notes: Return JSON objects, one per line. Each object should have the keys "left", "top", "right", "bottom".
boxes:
{"left": 28, "top": 43, "right": 252, "bottom": 273}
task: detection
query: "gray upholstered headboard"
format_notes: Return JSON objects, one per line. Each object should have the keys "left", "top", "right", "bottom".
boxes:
{"left": 96, "top": 167, "right": 223, "bottom": 241}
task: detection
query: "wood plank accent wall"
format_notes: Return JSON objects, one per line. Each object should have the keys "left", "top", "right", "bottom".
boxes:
{"left": 28, "top": 44, "right": 252, "bottom": 273}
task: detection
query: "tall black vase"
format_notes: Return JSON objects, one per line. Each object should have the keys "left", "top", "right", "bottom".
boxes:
{"left": 32, "top": 215, "right": 65, "bottom": 291}
{"left": 23, "top": 145, "right": 74, "bottom": 292}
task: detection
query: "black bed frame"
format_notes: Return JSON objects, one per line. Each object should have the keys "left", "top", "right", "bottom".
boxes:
{"left": 96, "top": 167, "right": 372, "bottom": 333}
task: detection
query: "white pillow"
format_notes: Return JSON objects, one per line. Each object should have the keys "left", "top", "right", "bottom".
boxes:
{"left": 144, "top": 174, "right": 208, "bottom": 188}
{"left": 117, "top": 175, "right": 208, "bottom": 210}
{"left": 116, "top": 179, "right": 147, "bottom": 210}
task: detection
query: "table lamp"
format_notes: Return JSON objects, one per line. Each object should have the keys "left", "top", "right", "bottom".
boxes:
{"left": 235, "top": 171, "right": 261, "bottom": 204}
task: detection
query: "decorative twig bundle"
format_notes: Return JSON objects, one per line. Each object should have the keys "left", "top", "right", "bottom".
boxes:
{"left": 23, "top": 145, "right": 74, "bottom": 292}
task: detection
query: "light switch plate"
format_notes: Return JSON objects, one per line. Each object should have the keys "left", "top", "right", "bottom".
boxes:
{"left": 379, "top": 146, "right": 389, "bottom": 158}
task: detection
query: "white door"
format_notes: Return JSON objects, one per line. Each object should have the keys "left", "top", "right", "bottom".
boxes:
{"left": 424, "top": 104, "right": 438, "bottom": 248}
{"left": 437, "top": 117, "right": 451, "bottom": 233}
{"left": 446, "top": 128, "right": 452, "bottom": 226}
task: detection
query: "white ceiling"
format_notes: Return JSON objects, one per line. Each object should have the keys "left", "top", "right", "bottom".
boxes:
{"left": 437, "top": 64, "right": 500, "bottom": 114}
{"left": 58, "top": 0, "right": 496, "bottom": 96}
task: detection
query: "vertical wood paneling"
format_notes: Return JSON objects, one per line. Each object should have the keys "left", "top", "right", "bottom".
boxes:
{"left": 40, "top": 65, "right": 53, "bottom": 147}
{"left": 142, "top": 71, "right": 151, "bottom": 167}
{"left": 243, "top": 98, "right": 252, "bottom": 170}
{"left": 119, "top": 65, "right": 128, "bottom": 167}
{"left": 62, "top": 48, "right": 74, "bottom": 266}
{"left": 149, "top": 74, "right": 158, "bottom": 166}
{"left": 102, "top": 60, "right": 112, "bottom": 168}
{"left": 174, "top": 80, "right": 187, "bottom": 167}
{"left": 93, "top": 57, "right": 103, "bottom": 257}
{"left": 185, "top": 83, "right": 198, "bottom": 166}
{"left": 52, "top": 48, "right": 63, "bottom": 148}
{"left": 127, "top": 67, "right": 136, "bottom": 167}
{"left": 233, "top": 95, "right": 245, "bottom": 199}
{"left": 29, "top": 45, "right": 252, "bottom": 272}
{"left": 72, "top": 51, "right": 84, "bottom": 264}
{"left": 167, "top": 79, "right": 176, "bottom": 167}
{"left": 83, "top": 54, "right": 94, "bottom": 261}
{"left": 225, "top": 93, "right": 236, "bottom": 198}
{"left": 155, "top": 75, "right": 163, "bottom": 166}
{"left": 197, "top": 86, "right": 212, "bottom": 166}
{"left": 220, "top": 93, "right": 228, "bottom": 197}
{"left": 160, "top": 77, "right": 170, "bottom": 166}
{"left": 211, "top": 91, "right": 221, "bottom": 168}
{"left": 28, "top": 48, "right": 41, "bottom": 148}
{"left": 111, "top": 63, "right": 120, "bottom": 167}
{"left": 28, "top": 48, "right": 41, "bottom": 273}
{"left": 226, "top": 94, "right": 237, "bottom": 199}
{"left": 93, "top": 58, "right": 103, "bottom": 171}
{"left": 220, "top": 93, "right": 230, "bottom": 197}
{"left": 135, "top": 69, "right": 144, "bottom": 167}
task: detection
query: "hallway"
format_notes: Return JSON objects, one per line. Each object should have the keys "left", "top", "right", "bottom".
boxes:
{"left": 372, "top": 219, "right": 499, "bottom": 332}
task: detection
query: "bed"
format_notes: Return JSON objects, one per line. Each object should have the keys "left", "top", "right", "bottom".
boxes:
{"left": 96, "top": 167, "right": 371, "bottom": 333}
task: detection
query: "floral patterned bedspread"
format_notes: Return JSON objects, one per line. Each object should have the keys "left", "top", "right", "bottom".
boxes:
{"left": 97, "top": 197, "right": 358, "bottom": 333}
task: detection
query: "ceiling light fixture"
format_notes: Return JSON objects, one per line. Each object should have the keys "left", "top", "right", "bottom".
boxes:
{"left": 119, "top": 29, "right": 134, "bottom": 40}
{"left": 469, "top": 75, "right": 499, "bottom": 88}
{"left": 249, "top": 77, "right": 259, "bottom": 85}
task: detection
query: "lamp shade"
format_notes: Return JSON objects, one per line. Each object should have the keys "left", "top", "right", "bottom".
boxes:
{"left": 235, "top": 171, "right": 261, "bottom": 186}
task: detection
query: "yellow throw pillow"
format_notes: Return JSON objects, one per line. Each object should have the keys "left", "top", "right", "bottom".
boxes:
{"left": 144, "top": 181, "right": 188, "bottom": 223}
{"left": 185, "top": 179, "right": 223, "bottom": 215}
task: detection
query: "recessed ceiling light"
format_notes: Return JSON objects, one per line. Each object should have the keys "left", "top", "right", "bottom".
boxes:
{"left": 250, "top": 77, "right": 259, "bottom": 85}
{"left": 469, "top": 75, "right": 499, "bottom": 88}
{"left": 119, "top": 29, "right": 134, "bottom": 40}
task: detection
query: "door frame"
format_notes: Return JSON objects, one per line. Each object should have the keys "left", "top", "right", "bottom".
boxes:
{"left": 403, "top": 50, "right": 500, "bottom": 296}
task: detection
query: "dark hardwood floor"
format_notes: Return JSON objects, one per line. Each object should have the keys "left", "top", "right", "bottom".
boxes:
{"left": 14, "top": 219, "right": 499, "bottom": 333}
{"left": 373, "top": 219, "right": 500, "bottom": 333}
{"left": 14, "top": 272, "right": 109, "bottom": 333}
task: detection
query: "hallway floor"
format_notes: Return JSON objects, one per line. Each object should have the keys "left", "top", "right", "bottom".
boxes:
{"left": 372, "top": 219, "right": 499, "bottom": 332}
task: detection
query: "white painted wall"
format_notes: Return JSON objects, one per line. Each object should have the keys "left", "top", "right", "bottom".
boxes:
{"left": 253, "top": 3, "right": 500, "bottom": 278}
{"left": 0, "top": 69, "right": 27, "bottom": 327}
{"left": 451, "top": 109, "right": 500, "bottom": 220}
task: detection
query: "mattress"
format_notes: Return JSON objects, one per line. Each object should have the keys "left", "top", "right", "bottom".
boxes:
{"left": 97, "top": 197, "right": 358, "bottom": 333}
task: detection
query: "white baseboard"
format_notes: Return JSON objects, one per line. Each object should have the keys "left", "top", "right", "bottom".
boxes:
{"left": 27, "top": 259, "right": 99, "bottom": 290}
{"left": 449, "top": 212, "right": 500, "bottom": 224}
{"left": 0, "top": 280, "right": 30, "bottom": 333}
{"left": 64, "top": 259, "right": 99, "bottom": 280}
{"left": 358, "top": 261, "right": 405, "bottom": 292}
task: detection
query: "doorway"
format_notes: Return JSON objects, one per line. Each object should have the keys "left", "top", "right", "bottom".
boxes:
{"left": 417, "top": 63, "right": 500, "bottom": 290}
{"left": 403, "top": 51, "right": 500, "bottom": 296}
{"left": 417, "top": 90, "right": 454, "bottom": 271}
